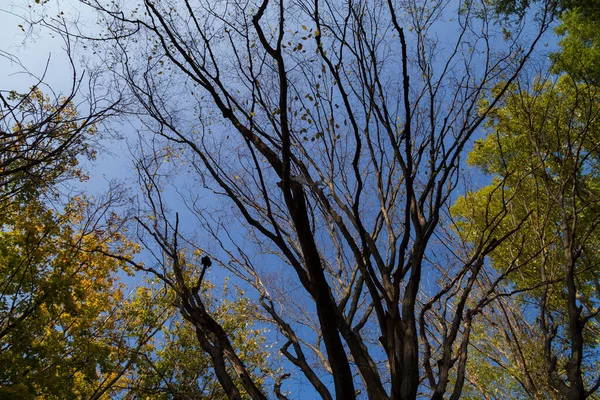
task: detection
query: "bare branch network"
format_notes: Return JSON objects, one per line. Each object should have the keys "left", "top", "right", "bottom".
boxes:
{"left": 5, "top": 0, "right": 600, "bottom": 398}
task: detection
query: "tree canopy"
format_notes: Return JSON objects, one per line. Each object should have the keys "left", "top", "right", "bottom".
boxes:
{"left": 452, "top": 75, "right": 600, "bottom": 398}
{"left": 2, "top": 0, "right": 600, "bottom": 398}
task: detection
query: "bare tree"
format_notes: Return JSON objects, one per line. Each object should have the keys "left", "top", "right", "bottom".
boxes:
{"left": 46, "top": 0, "right": 559, "bottom": 398}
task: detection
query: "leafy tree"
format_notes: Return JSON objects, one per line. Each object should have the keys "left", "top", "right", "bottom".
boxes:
{"left": 452, "top": 75, "right": 600, "bottom": 399}
{"left": 121, "top": 278, "right": 273, "bottom": 400}
{"left": 462, "top": 296, "right": 554, "bottom": 400}
{"left": 0, "top": 192, "right": 141, "bottom": 399}
{"left": 551, "top": 0, "right": 600, "bottom": 84}
{"left": 0, "top": 60, "right": 138, "bottom": 398}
